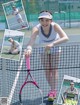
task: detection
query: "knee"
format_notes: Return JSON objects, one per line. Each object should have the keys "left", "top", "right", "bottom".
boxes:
{"left": 54, "top": 70, "right": 58, "bottom": 76}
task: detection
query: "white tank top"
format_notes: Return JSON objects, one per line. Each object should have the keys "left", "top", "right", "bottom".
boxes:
{"left": 13, "top": 9, "right": 19, "bottom": 15}
{"left": 35, "top": 22, "right": 61, "bottom": 54}
{"left": 36, "top": 22, "right": 60, "bottom": 44}
{"left": 66, "top": 87, "right": 78, "bottom": 94}
{"left": 13, "top": 9, "right": 22, "bottom": 19}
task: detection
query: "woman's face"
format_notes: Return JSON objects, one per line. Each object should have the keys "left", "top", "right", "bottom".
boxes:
{"left": 70, "top": 84, "right": 74, "bottom": 88}
{"left": 13, "top": 7, "right": 16, "bottom": 10}
{"left": 9, "top": 39, "right": 14, "bottom": 43}
{"left": 39, "top": 18, "right": 52, "bottom": 28}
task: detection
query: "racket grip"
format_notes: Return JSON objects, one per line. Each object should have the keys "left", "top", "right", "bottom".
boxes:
{"left": 26, "top": 56, "right": 30, "bottom": 70}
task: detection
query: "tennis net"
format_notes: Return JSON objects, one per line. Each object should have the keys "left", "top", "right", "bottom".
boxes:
{"left": 0, "top": 42, "right": 80, "bottom": 105}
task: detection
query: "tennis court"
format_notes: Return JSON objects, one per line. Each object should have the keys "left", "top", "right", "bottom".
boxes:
{"left": 0, "top": 31, "right": 80, "bottom": 105}
{"left": 6, "top": 11, "right": 29, "bottom": 30}
{"left": 2, "top": 0, "right": 29, "bottom": 30}
{"left": 0, "top": 0, "right": 80, "bottom": 105}
{"left": 57, "top": 75, "right": 80, "bottom": 104}
{"left": 1, "top": 45, "right": 20, "bottom": 60}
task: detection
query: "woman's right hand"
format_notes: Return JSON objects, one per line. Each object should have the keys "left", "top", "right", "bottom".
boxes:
{"left": 24, "top": 46, "right": 32, "bottom": 57}
{"left": 24, "top": 49, "right": 32, "bottom": 57}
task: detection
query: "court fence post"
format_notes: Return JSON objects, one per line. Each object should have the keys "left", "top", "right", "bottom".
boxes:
{"left": 2, "top": 59, "right": 7, "bottom": 97}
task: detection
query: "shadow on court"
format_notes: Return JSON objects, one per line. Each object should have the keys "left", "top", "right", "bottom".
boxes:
{"left": 12, "top": 96, "right": 55, "bottom": 105}
{"left": 1, "top": 53, "right": 20, "bottom": 60}
{"left": 12, "top": 97, "right": 42, "bottom": 105}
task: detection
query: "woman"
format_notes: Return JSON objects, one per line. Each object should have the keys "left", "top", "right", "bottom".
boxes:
{"left": 25, "top": 10, "right": 69, "bottom": 101}
{"left": 8, "top": 38, "right": 21, "bottom": 54}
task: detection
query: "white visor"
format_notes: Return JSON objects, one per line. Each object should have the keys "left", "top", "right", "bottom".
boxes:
{"left": 70, "top": 82, "right": 74, "bottom": 85}
{"left": 38, "top": 12, "right": 52, "bottom": 19}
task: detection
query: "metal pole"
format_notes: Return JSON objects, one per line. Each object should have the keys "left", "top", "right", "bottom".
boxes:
{"left": 69, "top": 3, "right": 71, "bottom": 28}
{"left": 54, "top": 12, "right": 59, "bottom": 23}
{"left": 61, "top": 11, "right": 66, "bottom": 27}
{"left": 64, "top": 13, "right": 65, "bottom": 27}
{"left": 2, "top": 59, "right": 7, "bottom": 96}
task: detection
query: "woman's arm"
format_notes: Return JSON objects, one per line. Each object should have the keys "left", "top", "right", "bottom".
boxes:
{"left": 45, "top": 23, "right": 69, "bottom": 50}
{"left": 53, "top": 23, "right": 69, "bottom": 46}
{"left": 27, "top": 27, "right": 39, "bottom": 46}
{"left": 25, "top": 27, "right": 38, "bottom": 56}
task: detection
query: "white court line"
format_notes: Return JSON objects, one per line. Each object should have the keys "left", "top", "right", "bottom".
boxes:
{"left": 7, "top": 54, "right": 25, "bottom": 105}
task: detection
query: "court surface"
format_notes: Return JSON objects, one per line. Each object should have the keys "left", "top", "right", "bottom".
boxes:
{"left": 6, "top": 11, "right": 29, "bottom": 30}
{"left": 0, "top": 29, "right": 80, "bottom": 105}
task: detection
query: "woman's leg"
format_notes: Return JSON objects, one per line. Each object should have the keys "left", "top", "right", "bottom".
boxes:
{"left": 12, "top": 49, "right": 19, "bottom": 54}
{"left": 50, "top": 53, "right": 60, "bottom": 90}
{"left": 17, "top": 18, "right": 26, "bottom": 28}
{"left": 43, "top": 53, "right": 60, "bottom": 90}
{"left": 41, "top": 54, "right": 52, "bottom": 86}
{"left": 41, "top": 52, "right": 60, "bottom": 100}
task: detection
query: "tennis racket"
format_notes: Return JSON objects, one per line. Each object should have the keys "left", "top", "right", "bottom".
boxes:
{"left": 19, "top": 56, "right": 43, "bottom": 105}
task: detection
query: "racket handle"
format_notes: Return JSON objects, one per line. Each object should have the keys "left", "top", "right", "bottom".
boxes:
{"left": 26, "top": 56, "right": 30, "bottom": 70}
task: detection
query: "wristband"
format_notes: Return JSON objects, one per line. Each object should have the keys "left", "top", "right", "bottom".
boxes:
{"left": 27, "top": 46, "right": 32, "bottom": 51}
{"left": 53, "top": 42, "right": 55, "bottom": 46}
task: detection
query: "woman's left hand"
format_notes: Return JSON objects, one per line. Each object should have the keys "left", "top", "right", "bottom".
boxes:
{"left": 45, "top": 43, "right": 54, "bottom": 53}
{"left": 45, "top": 42, "right": 54, "bottom": 50}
